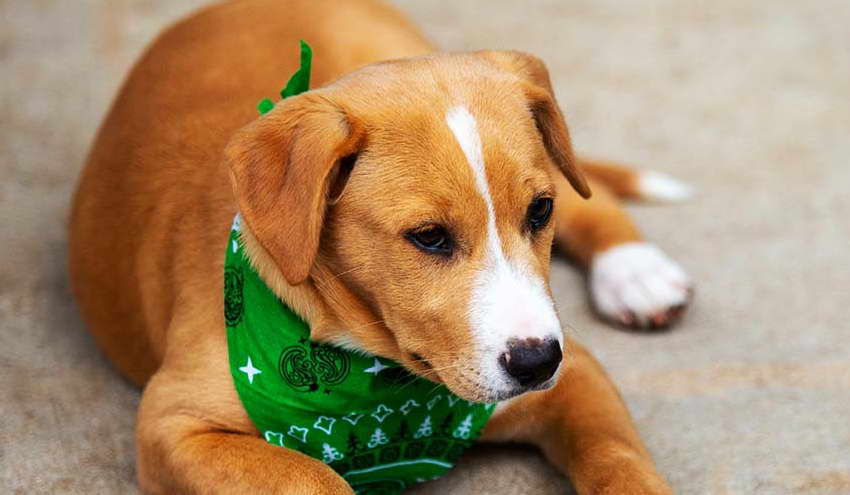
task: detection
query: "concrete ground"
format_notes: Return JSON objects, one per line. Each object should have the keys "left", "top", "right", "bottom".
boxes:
{"left": 2, "top": 0, "right": 849, "bottom": 493}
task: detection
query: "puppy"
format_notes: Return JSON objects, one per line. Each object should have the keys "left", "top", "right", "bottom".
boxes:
{"left": 69, "top": 0, "right": 690, "bottom": 493}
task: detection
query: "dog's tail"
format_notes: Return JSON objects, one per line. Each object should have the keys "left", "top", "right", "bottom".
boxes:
{"left": 578, "top": 158, "right": 694, "bottom": 202}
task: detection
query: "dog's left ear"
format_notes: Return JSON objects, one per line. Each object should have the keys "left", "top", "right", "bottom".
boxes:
{"left": 225, "top": 92, "right": 365, "bottom": 285}
{"left": 480, "top": 50, "right": 591, "bottom": 199}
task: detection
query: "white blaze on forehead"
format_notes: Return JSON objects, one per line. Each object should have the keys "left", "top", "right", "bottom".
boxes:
{"left": 445, "top": 106, "right": 562, "bottom": 389}
{"left": 445, "top": 106, "right": 500, "bottom": 256}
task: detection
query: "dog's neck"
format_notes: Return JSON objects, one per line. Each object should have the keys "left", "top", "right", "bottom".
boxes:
{"left": 238, "top": 222, "right": 403, "bottom": 361}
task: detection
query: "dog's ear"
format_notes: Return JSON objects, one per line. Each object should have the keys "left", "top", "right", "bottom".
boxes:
{"left": 480, "top": 50, "right": 591, "bottom": 199}
{"left": 225, "top": 93, "right": 365, "bottom": 285}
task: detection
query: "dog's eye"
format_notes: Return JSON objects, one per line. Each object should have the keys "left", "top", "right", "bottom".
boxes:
{"left": 527, "top": 197, "right": 553, "bottom": 232}
{"left": 406, "top": 226, "right": 453, "bottom": 256}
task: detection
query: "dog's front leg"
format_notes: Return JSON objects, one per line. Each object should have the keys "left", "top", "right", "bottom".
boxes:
{"left": 136, "top": 371, "right": 354, "bottom": 495}
{"left": 481, "top": 337, "right": 671, "bottom": 495}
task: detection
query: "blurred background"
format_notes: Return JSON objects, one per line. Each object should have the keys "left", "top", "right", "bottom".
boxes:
{"left": 2, "top": 1, "right": 849, "bottom": 493}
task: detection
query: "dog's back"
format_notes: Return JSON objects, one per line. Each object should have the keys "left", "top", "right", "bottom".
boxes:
{"left": 69, "top": 0, "right": 433, "bottom": 385}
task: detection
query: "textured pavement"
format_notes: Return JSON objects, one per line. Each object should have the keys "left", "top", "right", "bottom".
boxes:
{"left": 2, "top": 1, "right": 849, "bottom": 493}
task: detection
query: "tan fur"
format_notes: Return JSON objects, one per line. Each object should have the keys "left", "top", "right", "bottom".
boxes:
{"left": 69, "top": 0, "right": 670, "bottom": 493}
{"left": 578, "top": 158, "right": 645, "bottom": 200}
{"left": 552, "top": 171, "right": 643, "bottom": 267}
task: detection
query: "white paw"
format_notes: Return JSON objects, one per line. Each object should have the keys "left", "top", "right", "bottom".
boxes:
{"left": 590, "top": 242, "right": 693, "bottom": 330}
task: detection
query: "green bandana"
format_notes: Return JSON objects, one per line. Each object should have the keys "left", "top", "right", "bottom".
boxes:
{"left": 257, "top": 40, "right": 313, "bottom": 115}
{"left": 225, "top": 220, "right": 496, "bottom": 495}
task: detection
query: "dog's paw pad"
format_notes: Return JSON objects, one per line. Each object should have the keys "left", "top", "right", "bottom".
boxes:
{"left": 590, "top": 242, "right": 693, "bottom": 330}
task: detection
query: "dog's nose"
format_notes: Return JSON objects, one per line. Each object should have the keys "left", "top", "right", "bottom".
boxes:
{"left": 500, "top": 338, "right": 562, "bottom": 387}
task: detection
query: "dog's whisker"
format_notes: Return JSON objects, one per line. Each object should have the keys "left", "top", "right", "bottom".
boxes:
{"left": 314, "top": 264, "right": 367, "bottom": 288}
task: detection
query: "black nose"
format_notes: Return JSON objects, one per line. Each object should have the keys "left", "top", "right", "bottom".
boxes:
{"left": 500, "top": 338, "right": 562, "bottom": 387}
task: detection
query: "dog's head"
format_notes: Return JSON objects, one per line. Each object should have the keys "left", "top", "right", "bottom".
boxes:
{"left": 226, "top": 51, "right": 590, "bottom": 402}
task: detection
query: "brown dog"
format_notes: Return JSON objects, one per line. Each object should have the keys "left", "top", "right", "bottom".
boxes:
{"left": 70, "top": 0, "right": 691, "bottom": 493}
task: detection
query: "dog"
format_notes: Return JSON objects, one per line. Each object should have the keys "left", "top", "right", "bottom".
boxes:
{"left": 69, "top": 0, "right": 692, "bottom": 493}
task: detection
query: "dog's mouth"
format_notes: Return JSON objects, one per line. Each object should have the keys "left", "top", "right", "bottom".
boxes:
{"left": 401, "top": 349, "right": 558, "bottom": 403}
{"left": 406, "top": 352, "right": 441, "bottom": 382}
{"left": 403, "top": 352, "right": 504, "bottom": 403}
{"left": 402, "top": 349, "right": 561, "bottom": 403}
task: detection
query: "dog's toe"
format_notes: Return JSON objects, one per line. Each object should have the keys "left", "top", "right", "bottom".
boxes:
{"left": 590, "top": 242, "right": 693, "bottom": 331}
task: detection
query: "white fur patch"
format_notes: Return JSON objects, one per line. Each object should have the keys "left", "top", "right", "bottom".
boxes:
{"left": 591, "top": 242, "right": 692, "bottom": 327}
{"left": 446, "top": 106, "right": 562, "bottom": 396}
{"left": 638, "top": 171, "right": 694, "bottom": 202}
